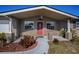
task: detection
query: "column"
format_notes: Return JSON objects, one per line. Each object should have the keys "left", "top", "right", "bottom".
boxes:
{"left": 66, "top": 19, "right": 72, "bottom": 40}
{"left": 67, "top": 20, "right": 70, "bottom": 33}
{"left": 9, "top": 17, "right": 12, "bottom": 33}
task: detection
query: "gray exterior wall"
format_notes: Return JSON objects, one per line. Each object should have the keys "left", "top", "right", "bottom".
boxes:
{"left": 0, "top": 16, "right": 77, "bottom": 41}
{"left": 11, "top": 17, "right": 21, "bottom": 40}
{"left": 18, "top": 16, "right": 68, "bottom": 37}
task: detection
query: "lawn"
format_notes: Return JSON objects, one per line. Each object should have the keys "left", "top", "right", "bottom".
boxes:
{"left": 48, "top": 41, "right": 79, "bottom": 54}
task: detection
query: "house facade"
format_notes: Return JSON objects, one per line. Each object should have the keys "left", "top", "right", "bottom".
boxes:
{"left": 0, "top": 6, "right": 79, "bottom": 41}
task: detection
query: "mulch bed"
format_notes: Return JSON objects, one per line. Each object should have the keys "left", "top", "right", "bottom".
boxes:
{"left": 0, "top": 42, "right": 37, "bottom": 52}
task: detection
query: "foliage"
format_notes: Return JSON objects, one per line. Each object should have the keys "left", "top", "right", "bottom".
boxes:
{"left": 0, "top": 32, "right": 7, "bottom": 42}
{"left": 19, "top": 35, "right": 36, "bottom": 48}
{"left": 70, "top": 29, "right": 77, "bottom": 42}
{"left": 0, "top": 32, "right": 7, "bottom": 47}
{"left": 60, "top": 28, "right": 67, "bottom": 38}
{"left": 70, "top": 29, "right": 79, "bottom": 46}
{"left": 60, "top": 28, "right": 78, "bottom": 41}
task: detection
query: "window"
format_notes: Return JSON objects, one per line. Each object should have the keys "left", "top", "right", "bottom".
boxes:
{"left": 76, "top": 22, "right": 79, "bottom": 29}
{"left": 0, "top": 20, "right": 10, "bottom": 32}
{"left": 46, "top": 21, "right": 55, "bottom": 30}
{"left": 24, "top": 21, "right": 34, "bottom": 30}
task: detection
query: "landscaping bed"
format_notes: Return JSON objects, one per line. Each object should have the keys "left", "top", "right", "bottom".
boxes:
{"left": 0, "top": 35, "right": 37, "bottom": 52}
{"left": 0, "top": 42, "right": 37, "bottom": 52}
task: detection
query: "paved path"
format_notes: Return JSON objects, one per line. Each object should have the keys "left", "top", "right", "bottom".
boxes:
{"left": 0, "top": 37, "right": 49, "bottom": 54}
{"left": 25, "top": 37, "right": 49, "bottom": 54}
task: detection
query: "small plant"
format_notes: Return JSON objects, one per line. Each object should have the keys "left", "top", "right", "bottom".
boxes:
{"left": 70, "top": 29, "right": 76, "bottom": 42}
{"left": 70, "top": 29, "right": 79, "bottom": 43}
{"left": 19, "top": 35, "right": 36, "bottom": 48}
{"left": 60, "top": 28, "right": 67, "bottom": 38}
{"left": 0, "top": 32, "right": 7, "bottom": 47}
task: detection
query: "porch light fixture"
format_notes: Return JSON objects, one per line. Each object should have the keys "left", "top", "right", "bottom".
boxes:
{"left": 38, "top": 15, "right": 43, "bottom": 20}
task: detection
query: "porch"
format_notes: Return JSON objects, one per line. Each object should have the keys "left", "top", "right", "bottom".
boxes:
{"left": 11, "top": 15, "right": 73, "bottom": 41}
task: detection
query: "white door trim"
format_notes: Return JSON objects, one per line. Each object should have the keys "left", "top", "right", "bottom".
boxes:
{"left": 36, "top": 21, "right": 44, "bottom": 36}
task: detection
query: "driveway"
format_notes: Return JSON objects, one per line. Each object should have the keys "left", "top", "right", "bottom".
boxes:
{"left": 0, "top": 37, "right": 49, "bottom": 54}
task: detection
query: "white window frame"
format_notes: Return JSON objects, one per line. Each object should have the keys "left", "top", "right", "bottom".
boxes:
{"left": 0, "top": 20, "right": 11, "bottom": 33}
{"left": 46, "top": 21, "right": 55, "bottom": 30}
{"left": 24, "top": 21, "right": 34, "bottom": 30}
{"left": 76, "top": 22, "right": 79, "bottom": 29}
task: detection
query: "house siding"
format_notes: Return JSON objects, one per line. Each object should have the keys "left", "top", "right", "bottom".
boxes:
{"left": 21, "top": 17, "right": 36, "bottom": 36}
{"left": 0, "top": 16, "right": 77, "bottom": 41}
{"left": 11, "top": 17, "right": 21, "bottom": 40}
{"left": 19, "top": 16, "right": 67, "bottom": 37}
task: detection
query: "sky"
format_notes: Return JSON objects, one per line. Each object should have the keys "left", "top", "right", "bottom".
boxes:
{"left": 0, "top": 5, "right": 79, "bottom": 16}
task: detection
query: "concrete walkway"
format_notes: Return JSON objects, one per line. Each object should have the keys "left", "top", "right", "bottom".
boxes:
{"left": 25, "top": 37, "right": 49, "bottom": 54}
{"left": 0, "top": 37, "right": 49, "bottom": 54}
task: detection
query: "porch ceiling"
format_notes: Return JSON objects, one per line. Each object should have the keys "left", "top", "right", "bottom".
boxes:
{"left": 7, "top": 8, "right": 76, "bottom": 20}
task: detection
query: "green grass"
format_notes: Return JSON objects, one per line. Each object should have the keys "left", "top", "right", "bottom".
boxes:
{"left": 48, "top": 41, "right": 79, "bottom": 54}
{"left": 48, "top": 29, "right": 79, "bottom": 54}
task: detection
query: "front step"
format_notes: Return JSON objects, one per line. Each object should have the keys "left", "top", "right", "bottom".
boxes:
{"left": 36, "top": 36, "right": 44, "bottom": 38}
{"left": 52, "top": 36, "right": 69, "bottom": 41}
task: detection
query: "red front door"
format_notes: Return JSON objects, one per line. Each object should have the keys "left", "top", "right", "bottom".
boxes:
{"left": 37, "top": 22, "right": 43, "bottom": 35}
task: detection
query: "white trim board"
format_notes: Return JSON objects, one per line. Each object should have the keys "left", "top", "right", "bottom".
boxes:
{"left": 0, "top": 6, "right": 78, "bottom": 19}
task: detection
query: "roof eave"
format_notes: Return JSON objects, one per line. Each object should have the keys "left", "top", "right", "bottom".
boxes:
{"left": 0, "top": 6, "right": 78, "bottom": 19}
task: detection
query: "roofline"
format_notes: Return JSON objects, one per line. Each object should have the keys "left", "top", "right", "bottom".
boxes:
{"left": 0, "top": 6, "right": 78, "bottom": 19}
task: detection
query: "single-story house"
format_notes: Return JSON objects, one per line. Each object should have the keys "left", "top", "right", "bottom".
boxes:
{"left": 0, "top": 6, "right": 79, "bottom": 41}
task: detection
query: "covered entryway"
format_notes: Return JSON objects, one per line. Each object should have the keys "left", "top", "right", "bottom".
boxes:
{"left": 37, "top": 21, "right": 44, "bottom": 36}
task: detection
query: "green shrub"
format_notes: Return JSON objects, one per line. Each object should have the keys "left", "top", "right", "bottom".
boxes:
{"left": 60, "top": 28, "right": 67, "bottom": 38}
{"left": 71, "top": 29, "right": 77, "bottom": 37}
{"left": 71, "top": 29, "right": 79, "bottom": 45}
{"left": 70, "top": 29, "right": 76, "bottom": 41}
{"left": 60, "top": 28, "right": 79, "bottom": 43}
{"left": 0, "top": 32, "right": 7, "bottom": 47}
{"left": 0, "top": 32, "right": 6, "bottom": 41}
